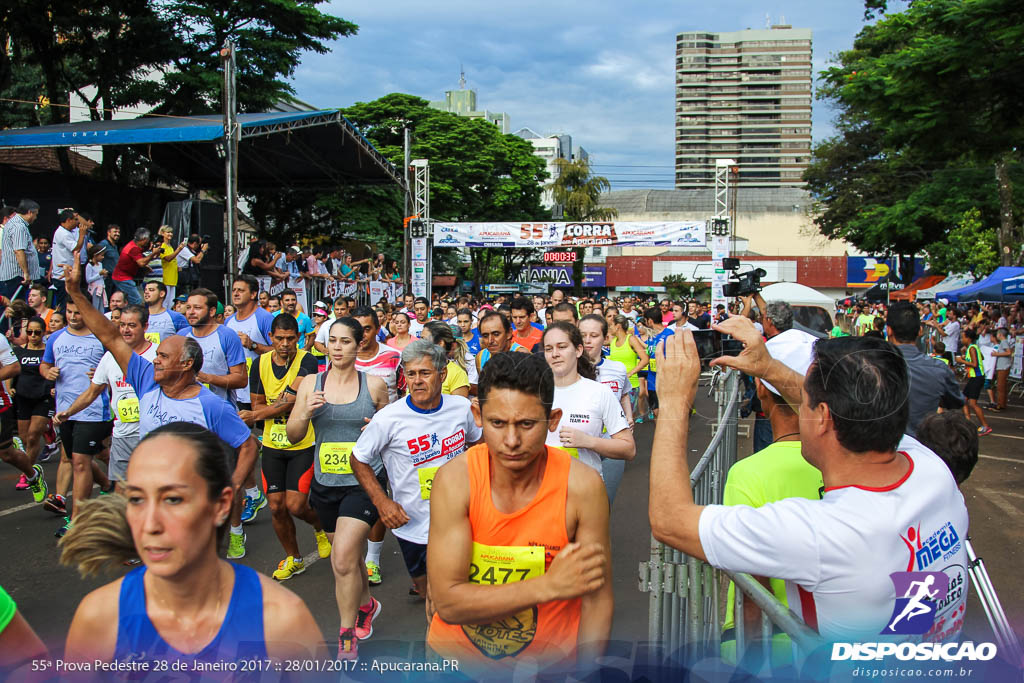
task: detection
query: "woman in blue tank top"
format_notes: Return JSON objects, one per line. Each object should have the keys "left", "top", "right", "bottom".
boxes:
{"left": 60, "top": 422, "right": 326, "bottom": 666}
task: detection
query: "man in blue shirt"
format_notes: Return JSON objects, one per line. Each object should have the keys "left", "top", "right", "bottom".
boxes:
{"left": 183, "top": 288, "right": 248, "bottom": 407}
{"left": 642, "top": 306, "right": 674, "bottom": 419}
{"left": 143, "top": 281, "right": 189, "bottom": 341}
{"left": 63, "top": 252, "right": 259, "bottom": 559}
{"left": 280, "top": 289, "right": 314, "bottom": 350}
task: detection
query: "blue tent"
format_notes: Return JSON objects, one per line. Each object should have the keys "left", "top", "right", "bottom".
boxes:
{"left": 935, "top": 267, "right": 1024, "bottom": 302}
{"left": 0, "top": 110, "right": 403, "bottom": 191}
{"left": 1003, "top": 274, "right": 1024, "bottom": 295}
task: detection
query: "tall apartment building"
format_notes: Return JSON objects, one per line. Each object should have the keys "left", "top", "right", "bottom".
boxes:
{"left": 675, "top": 26, "right": 812, "bottom": 189}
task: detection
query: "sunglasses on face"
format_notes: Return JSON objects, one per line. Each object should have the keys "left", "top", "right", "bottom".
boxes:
{"left": 26, "top": 330, "right": 43, "bottom": 335}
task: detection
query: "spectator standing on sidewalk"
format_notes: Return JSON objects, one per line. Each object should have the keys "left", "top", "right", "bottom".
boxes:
{"left": 0, "top": 200, "right": 41, "bottom": 300}
{"left": 110, "top": 228, "right": 156, "bottom": 305}
{"left": 96, "top": 225, "right": 120, "bottom": 299}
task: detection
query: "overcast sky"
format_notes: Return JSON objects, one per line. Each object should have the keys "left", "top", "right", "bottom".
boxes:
{"left": 291, "top": 1, "right": 877, "bottom": 190}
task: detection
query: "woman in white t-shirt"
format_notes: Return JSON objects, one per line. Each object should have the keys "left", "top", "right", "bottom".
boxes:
{"left": 542, "top": 321, "right": 635, "bottom": 503}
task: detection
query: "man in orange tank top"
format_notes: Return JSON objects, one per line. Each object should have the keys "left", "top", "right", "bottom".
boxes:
{"left": 426, "top": 352, "right": 612, "bottom": 674}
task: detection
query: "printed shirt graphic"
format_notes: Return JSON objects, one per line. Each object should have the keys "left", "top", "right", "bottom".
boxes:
{"left": 225, "top": 307, "right": 274, "bottom": 404}
{"left": 545, "top": 377, "right": 629, "bottom": 476}
{"left": 596, "top": 358, "right": 630, "bottom": 401}
{"left": 43, "top": 329, "right": 109, "bottom": 421}
{"left": 883, "top": 571, "right": 952, "bottom": 636}
{"left": 353, "top": 395, "right": 481, "bottom": 544}
{"left": 146, "top": 309, "right": 189, "bottom": 343}
{"left": 123, "top": 354, "right": 251, "bottom": 448}
{"left": 355, "top": 346, "right": 404, "bottom": 403}
{"left": 93, "top": 344, "right": 158, "bottom": 439}
{"left": 697, "top": 435, "right": 968, "bottom": 642}
{"left": 184, "top": 325, "right": 246, "bottom": 405}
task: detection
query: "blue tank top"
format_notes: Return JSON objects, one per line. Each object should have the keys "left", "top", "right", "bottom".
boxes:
{"left": 114, "top": 563, "right": 267, "bottom": 663}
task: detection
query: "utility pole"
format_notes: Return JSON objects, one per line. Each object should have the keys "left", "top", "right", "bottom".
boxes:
{"left": 221, "top": 39, "right": 239, "bottom": 287}
{"left": 402, "top": 127, "right": 411, "bottom": 289}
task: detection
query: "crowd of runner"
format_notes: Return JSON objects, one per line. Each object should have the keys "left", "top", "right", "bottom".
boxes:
{"left": 0, "top": 203, "right": 994, "bottom": 676}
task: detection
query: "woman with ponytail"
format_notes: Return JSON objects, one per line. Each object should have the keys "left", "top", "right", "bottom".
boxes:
{"left": 61, "top": 422, "right": 326, "bottom": 665}
{"left": 541, "top": 322, "right": 636, "bottom": 481}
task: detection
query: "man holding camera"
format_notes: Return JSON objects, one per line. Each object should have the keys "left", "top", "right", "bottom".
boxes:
{"left": 111, "top": 228, "right": 157, "bottom": 305}
{"left": 175, "top": 234, "right": 209, "bottom": 296}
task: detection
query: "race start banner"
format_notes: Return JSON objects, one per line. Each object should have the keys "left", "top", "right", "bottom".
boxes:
{"left": 432, "top": 221, "right": 706, "bottom": 248}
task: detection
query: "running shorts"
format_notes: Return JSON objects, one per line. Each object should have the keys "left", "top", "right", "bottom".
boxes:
{"left": 308, "top": 474, "right": 386, "bottom": 533}
{"left": 14, "top": 395, "right": 54, "bottom": 421}
{"left": 108, "top": 435, "right": 139, "bottom": 482}
{"left": 396, "top": 537, "right": 428, "bottom": 578}
{"left": 59, "top": 420, "right": 113, "bottom": 457}
{"left": 261, "top": 445, "right": 314, "bottom": 495}
{"left": 964, "top": 376, "right": 985, "bottom": 400}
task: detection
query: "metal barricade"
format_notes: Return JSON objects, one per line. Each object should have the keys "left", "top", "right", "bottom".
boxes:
{"left": 639, "top": 368, "right": 827, "bottom": 672}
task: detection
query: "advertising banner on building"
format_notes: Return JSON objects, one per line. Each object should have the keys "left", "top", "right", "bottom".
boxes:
{"left": 847, "top": 257, "right": 925, "bottom": 288}
{"left": 433, "top": 222, "right": 706, "bottom": 248}
{"left": 516, "top": 265, "right": 606, "bottom": 288}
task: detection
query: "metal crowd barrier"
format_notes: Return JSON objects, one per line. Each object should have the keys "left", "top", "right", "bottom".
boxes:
{"left": 639, "top": 368, "right": 1023, "bottom": 674}
{"left": 639, "top": 368, "right": 827, "bottom": 673}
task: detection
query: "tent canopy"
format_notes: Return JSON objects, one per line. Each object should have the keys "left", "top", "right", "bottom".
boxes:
{"left": 889, "top": 274, "right": 944, "bottom": 301}
{"left": 0, "top": 110, "right": 403, "bottom": 192}
{"left": 916, "top": 273, "right": 974, "bottom": 301}
{"left": 759, "top": 282, "right": 833, "bottom": 308}
{"left": 935, "top": 267, "right": 1024, "bottom": 302}
{"left": 1003, "top": 274, "right": 1024, "bottom": 295}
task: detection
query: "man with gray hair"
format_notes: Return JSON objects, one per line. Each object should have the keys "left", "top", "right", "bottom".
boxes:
{"left": 63, "top": 251, "right": 258, "bottom": 556}
{"left": 111, "top": 227, "right": 158, "bottom": 305}
{"left": 0, "top": 199, "right": 41, "bottom": 300}
{"left": 762, "top": 300, "right": 793, "bottom": 339}
{"left": 350, "top": 338, "right": 482, "bottom": 602}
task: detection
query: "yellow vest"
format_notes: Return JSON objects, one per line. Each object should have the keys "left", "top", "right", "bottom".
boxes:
{"left": 258, "top": 350, "right": 315, "bottom": 450}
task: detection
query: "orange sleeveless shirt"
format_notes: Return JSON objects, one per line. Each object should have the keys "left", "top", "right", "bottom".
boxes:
{"left": 427, "top": 444, "right": 581, "bottom": 664}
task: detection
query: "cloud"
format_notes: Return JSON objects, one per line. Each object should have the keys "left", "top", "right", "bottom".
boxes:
{"left": 290, "top": 1, "right": 872, "bottom": 190}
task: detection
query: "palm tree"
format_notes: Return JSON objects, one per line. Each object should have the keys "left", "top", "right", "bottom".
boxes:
{"left": 546, "top": 158, "right": 618, "bottom": 294}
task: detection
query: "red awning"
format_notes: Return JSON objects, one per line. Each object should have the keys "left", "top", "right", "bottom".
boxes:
{"left": 432, "top": 275, "right": 456, "bottom": 287}
{"left": 889, "top": 275, "right": 944, "bottom": 300}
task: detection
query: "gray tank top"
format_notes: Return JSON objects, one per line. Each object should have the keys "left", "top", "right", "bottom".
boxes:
{"left": 311, "top": 370, "right": 381, "bottom": 486}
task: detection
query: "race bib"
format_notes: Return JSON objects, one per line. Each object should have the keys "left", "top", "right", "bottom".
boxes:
{"left": 267, "top": 420, "right": 291, "bottom": 449}
{"left": 469, "top": 542, "right": 545, "bottom": 586}
{"left": 318, "top": 441, "right": 355, "bottom": 475}
{"left": 418, "top": 465, "right": 440, "bottom": 500}
{"left": 461, "top": 542, "right": 547, "bottom": 658}
{"left": 144, "top": 332, "right": 161, "bottom": 345}
{"left": 116, "top": 396, "right": 140, "bottom": 423}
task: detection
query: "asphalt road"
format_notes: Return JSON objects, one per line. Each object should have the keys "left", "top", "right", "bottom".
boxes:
{"left": 0, "top": 384, "right": 1020, "bottom": 664}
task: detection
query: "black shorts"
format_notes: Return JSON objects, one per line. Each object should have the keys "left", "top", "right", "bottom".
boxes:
{"left": 15, "top": 395, "right": 54, "bottom": 421}
{"left": 0, "top": 408, "right": 15, "bottom": 447}
{"left": 261, "top": 446, "right": 314, "bottom": 495}
{"left": 648, "top": 390, "right": 659, "bottom": 411}
{"left": 964, "top": 376, "right": 985, "bottom": 400}
{"left": 308, "top": 475, "right": 386, "bottom": 534}
{"left": 59, "top": 420, "right": 113, "bottom": 457}
{"left": 395, "top": 537, "right": 427, "bottom": 578}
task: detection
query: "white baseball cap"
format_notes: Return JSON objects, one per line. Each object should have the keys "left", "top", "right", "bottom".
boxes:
{"left": 761, "top": 328, "right": 817, "bottom": 397}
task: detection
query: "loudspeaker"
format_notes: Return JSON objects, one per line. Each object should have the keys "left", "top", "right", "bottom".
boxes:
{"left": 161, "top": 199, "right": 224, "bottom": 267}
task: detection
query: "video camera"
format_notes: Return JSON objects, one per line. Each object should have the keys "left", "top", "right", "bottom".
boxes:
{"left": 721, "top": 257, "right": 766, "bottom": 298}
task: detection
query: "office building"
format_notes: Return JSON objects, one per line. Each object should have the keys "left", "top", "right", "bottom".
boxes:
{"left": 429, "top": 73, "right": 510, "bottom": 133}
{"left": 675, "top": 25, "right": 812, "bottom": 189}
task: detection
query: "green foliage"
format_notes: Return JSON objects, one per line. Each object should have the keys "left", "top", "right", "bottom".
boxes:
{"left": 661, "top": 274, "right": 708, "bottom": 302}
{"left": 340, "top": 93, "right": 550, "bottom": 287}
{"left": 923, "top": 209, "right": 999, "bottom": 279}
{"left": 809, "top": 0, "right": 1024, "bottom": 270}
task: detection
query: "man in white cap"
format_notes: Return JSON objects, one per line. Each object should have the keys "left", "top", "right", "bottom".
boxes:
{"left": 719, "top": 327, "right": 822, "bottom": 667}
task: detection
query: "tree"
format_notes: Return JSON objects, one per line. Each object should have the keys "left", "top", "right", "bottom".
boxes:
{"left": 819, "top": 0, "right": 1024, "bottom": 265}
{"left": 340, "top": 94, "right": 549, "bottom": 289}
{"left": 547, "top": 158, "right": 618, "bottom": 294}
{"left": 924, "top": 209, "right": 999, "bottom": 279}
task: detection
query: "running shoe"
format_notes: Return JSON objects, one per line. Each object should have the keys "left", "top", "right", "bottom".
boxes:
{"left": 12, "top": 436, "right": 23, "bottom": 452}
{"left": 978, "top": 426, "right": 993, "bottom": 436}
{"left": 15, "top": 474, "right": 28, "bottom": 490}
{"left": 272, "top": 556, "right": 305, "bottom": 581}
{"left": 39, "top": 442, "right": 60, "bottom": 463}
{"left": 354, "top": 597, "right": 381, "bottom": 640}
{"left": 366, "top": 561, "right": 382, "bottom": 586}
{"left": 28, "top": 465, "right": 47, "bottom": 503}
{"left": 240, "top": 491, "right": 267, "bottom": 524}
{"left": 55, "top": 516, "right": 72, "bottom": 539}
{"left": 337, "top": 628, "right": 358, "bottom": 661}
{"left": 315, "top": 530, "right": 331, "bottom": 559}
{"left": 227, "top": 531, "right": 246, "bottom": 559}
{"left": 43, "top": 494, "right": 66, "bottom": 515}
